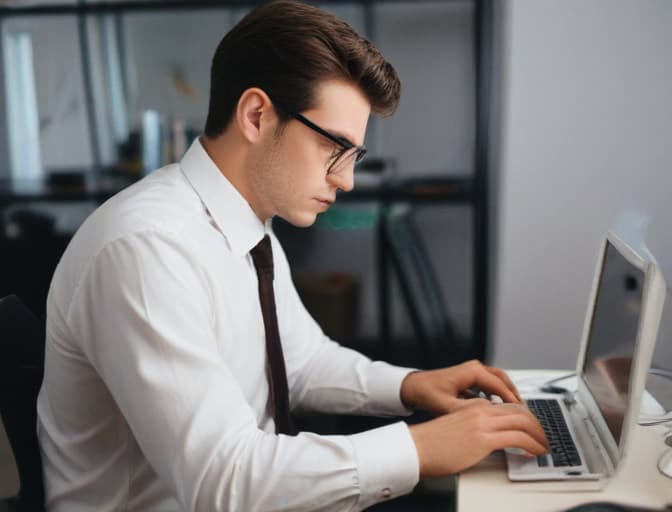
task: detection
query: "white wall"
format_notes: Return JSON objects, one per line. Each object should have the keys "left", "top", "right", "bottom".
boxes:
{"left": 374, "top": 0, "right": 475, "bottom": 176}
{"left": 490, "top": 0, "right": 672, "bottom": 370}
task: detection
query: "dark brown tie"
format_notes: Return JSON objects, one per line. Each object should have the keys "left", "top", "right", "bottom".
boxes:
{"left": 250, "top": 235, "right": 296, "bottom": 435}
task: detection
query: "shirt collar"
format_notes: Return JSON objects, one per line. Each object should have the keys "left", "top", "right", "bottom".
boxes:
{"left": 179, "top": 137, "right": 270, "bottom": 258}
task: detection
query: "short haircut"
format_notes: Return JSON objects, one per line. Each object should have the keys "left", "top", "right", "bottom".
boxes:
{"left": 204, "top": 0, "right": 401, "bottom": 138}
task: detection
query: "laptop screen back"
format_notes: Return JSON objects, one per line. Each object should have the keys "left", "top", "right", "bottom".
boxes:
{"left": 581, "top": 240, "right": 645, "bottom": 444}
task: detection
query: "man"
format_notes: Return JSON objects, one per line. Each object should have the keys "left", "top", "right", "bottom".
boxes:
{"left": 37, "top": 1, "right": 548, "bottom": 510}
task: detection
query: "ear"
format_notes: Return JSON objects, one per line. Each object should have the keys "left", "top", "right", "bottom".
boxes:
{"left": 235, "top": 88, "right": 274, "bottom": 144}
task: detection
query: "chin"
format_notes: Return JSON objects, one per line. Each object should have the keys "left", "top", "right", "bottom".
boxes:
{"left": 281, "top": 211, "right": 318, "bottom": 228}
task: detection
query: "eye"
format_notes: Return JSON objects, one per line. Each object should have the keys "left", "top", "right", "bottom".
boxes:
{"left": 327, "top": 146, "right": 345, "bottom": 165}
{"left": 317, "top": 139, "right": 338, "bottom": 155}
{"left": 329, "top": 146, "right": 342, "bottom": 159}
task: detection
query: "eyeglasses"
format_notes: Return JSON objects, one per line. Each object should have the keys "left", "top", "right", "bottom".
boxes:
{"left": 271, "top": 100, "right": 367, "bottom": 175}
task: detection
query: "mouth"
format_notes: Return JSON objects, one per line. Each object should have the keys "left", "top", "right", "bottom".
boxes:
{"left": 315, "top": 197, "right": 335, "bottom": 207}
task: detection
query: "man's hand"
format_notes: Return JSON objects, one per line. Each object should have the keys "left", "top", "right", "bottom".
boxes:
{"left": 400, "top": 360, "right": 522, "bottom": 414}
{"left": 408, "top": 402, "right": 549, "bottom": 477}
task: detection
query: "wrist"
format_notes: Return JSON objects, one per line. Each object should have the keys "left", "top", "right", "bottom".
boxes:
{"left": 400, "top": 370, "right": 423, "bottom": 410}
{"left": 408, "top": 422, "right": 431, "bottom": 478}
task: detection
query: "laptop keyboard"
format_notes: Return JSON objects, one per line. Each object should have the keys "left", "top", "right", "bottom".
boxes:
{"left": 527, "top": 399, "right": 583, "bottom": 467}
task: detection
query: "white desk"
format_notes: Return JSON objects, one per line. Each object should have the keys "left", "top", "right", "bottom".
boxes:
{"left": 456, "top": 371, "right": 672, "bottom": 511}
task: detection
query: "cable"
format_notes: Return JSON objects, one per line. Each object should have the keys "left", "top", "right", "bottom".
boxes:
{"left": 538, "top": 372, "right": 576, "bottom": 394}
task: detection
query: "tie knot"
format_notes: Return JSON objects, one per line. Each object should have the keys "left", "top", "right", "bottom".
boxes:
{"left": 251, "top": 235, "right": 274, "bottom": 277}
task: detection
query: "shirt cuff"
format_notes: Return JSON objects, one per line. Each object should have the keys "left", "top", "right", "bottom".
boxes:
{"left": 349, "top": 421, "right": 420, "bottom": 510}
{"left": 366, "top": 362, "right": 417, "bottom": 416}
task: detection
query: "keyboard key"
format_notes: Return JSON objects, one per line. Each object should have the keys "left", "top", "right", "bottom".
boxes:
{"left": 526, "top": 399, "right": 583, "bottom": 468}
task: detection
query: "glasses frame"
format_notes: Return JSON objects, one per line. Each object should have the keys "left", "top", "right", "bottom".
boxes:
{"left": 271, "top": 99, "right": 367, "bottom": 175}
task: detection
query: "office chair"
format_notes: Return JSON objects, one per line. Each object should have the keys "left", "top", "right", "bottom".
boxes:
{"left": 383, "top": 204, "right": 467, "bottom": 368}
{"left": 0, "top": 295, "right": 46, "bottom": 512}
{"left": 1, "top": 209, "right": 67, "bottom": 319}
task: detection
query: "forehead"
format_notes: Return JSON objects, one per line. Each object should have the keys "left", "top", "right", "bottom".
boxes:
{"left": 303, "top": 79, "right": 371, "bottom": 145}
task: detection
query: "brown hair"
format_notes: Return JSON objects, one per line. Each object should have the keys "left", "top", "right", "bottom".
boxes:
{"left": 204, "top": 0, "right": 400, "bottom": 137}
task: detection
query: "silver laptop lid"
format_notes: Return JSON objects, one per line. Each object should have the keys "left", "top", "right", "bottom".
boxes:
{"left": 574, "top": 230, "right": 666, "bottom": 473}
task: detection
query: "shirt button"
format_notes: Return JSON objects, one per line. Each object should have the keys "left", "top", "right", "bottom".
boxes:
{"left": 381, "top": 487, "right": 391, "bottom": 499}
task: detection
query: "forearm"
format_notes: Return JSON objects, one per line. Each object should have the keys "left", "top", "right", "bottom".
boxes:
{"left": 290, "top": 339, "right": 416, "bottom": 417}
{"left": 193, "top": 423, "right": 419, "bottom": 512}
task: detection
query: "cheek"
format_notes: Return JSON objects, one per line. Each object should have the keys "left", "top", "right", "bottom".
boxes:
{"left": 263, "top": 146, "right": 303, "bottom": 205}
{"left": 280, "top": 140, "right": 324, "bottom": 190}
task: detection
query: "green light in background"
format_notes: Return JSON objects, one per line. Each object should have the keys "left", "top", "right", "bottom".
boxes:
{"left": 315, "top": 206, "right": 380, "bottom": 230}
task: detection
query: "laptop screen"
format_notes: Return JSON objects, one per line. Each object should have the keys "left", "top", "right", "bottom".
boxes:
{"left": 581, "top": 240, "right": 645, "bottom": 444}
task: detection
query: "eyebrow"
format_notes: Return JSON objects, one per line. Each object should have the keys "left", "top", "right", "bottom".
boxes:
{"left": 296, "top": 111, "right": 359, "bottom": 148}
{"left": 325, "top": 129, "right": 358, "bottom": 148}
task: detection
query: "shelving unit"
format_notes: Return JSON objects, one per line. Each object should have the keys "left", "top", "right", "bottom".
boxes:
{"left": 0, "top": 0, "right": 494, "bottom": 366}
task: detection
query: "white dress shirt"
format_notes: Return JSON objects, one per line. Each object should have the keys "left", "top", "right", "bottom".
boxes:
{"left": 37, "top": 138, "right": 420, "bottom": 512}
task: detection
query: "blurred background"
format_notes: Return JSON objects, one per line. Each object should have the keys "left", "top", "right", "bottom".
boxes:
{"left": 1, "top": 0, "right": 671, "bottom": 507}
{"left": 0, "top": 0, "right": 489, "bottom": 372}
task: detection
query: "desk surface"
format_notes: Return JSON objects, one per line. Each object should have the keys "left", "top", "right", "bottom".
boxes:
{"left": 456, "top": 370, "right": 672, "bottom": 512}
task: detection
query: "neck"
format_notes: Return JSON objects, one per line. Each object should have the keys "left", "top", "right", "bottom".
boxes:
{"left": 200, "top": 132, "right": 268, "bottom": 222}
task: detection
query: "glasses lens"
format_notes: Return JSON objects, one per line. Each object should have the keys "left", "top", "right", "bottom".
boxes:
{"left": 328, "top": 147, "right": 366, "bottom": 175}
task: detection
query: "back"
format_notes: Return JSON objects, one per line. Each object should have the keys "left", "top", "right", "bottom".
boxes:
{"left": 36, "top": 165, "right": 198, "bottom": 511}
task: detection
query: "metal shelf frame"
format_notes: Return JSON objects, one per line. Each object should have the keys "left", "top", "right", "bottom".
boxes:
{"left": 0, "top": 0, "right": 468, "bottom": 17}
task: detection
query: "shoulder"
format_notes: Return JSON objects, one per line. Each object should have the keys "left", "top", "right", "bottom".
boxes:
{"left": 94, "top": 164, "right": 203, "bottom": 239}
{"left": 51, "top": 165, "right": 214, "bottom": 307}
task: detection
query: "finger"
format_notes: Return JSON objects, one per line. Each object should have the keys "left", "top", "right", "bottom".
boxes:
{"left": 450, "top": 397, "right": 492, "bottom": 411}
{"left": 468, "top": 368, "right": 520, "bottom": 405}
{"left": 464, "top": 403, "right": 549, "bottom": 449}
{"left": 463, "top": 402, "right": 524, "bottom": 415}
{"left": 484, "top": 430, "right": 549, "bottom": 456}
{"left": 485, "top": 366, "right": 521, "bottom": 402}
{"left": 487, "top": 409, "right": 550, "bottom": 449}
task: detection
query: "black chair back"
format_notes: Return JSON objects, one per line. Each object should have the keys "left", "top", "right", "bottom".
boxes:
{"left": 0, "top": 295, "right": 46, "bottom": 511}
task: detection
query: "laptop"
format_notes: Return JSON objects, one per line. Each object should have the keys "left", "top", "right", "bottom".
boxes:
{"left": 506, "top": 230, "right": 666, "bottom": 482}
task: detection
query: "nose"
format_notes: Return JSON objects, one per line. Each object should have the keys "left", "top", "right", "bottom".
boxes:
{"left": 327, "top": 166, "right": 355, "bottom": 192}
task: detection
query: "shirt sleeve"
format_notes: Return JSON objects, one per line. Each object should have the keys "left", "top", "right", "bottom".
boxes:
{"left": 68, "top": 231, "right": 419, "bottom": 512}
{"left": 271, "top": 234, "right": 417, "bottom": 418}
